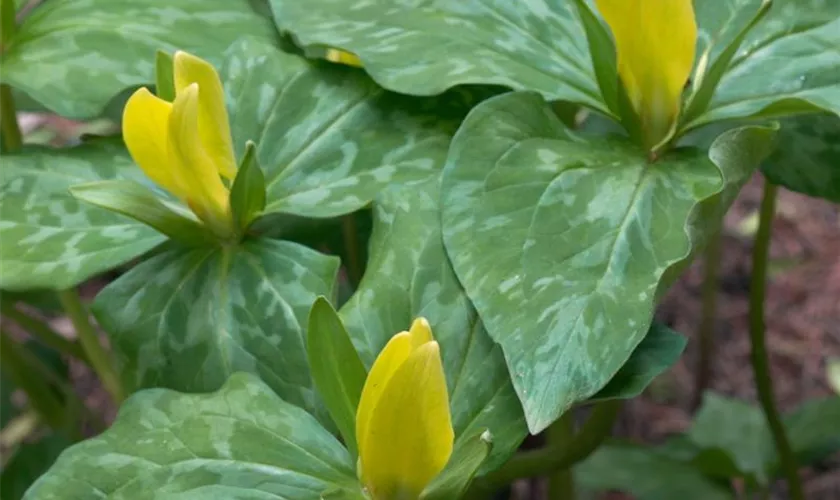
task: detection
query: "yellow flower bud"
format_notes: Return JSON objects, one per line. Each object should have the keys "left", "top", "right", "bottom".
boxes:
{"left": 596, "top": 0, "right": 697, "bottom": 151}
{"left": 356, "top": 318, "right": 454, "bottom": 500}
{"left": 123, "top": 51, "right": 237, "bottom": 238}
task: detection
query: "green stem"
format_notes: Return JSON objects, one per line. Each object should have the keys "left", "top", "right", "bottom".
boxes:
{"left": 57, "top": 289, "right": 124, "bottom": 404}
{"left": 547, "top": 411, "right": 576, "bottom": 499}
{"left": 467, "top": 401, "right": 621, "bottom": 496}
{"left": 692, "top": 228, "right": 722, "bottom": 411}
{"left": 1, "top": 302, "right": 90, "bottom": 363}
{"left": 0, "top": 83, "right": 22, "bottom": 152}
{"left": 0, "top": 0, "right": 16, "bottom": 47}
{"left": 0, "top": 331, "right": 67, "bottom": 429}
{"left": 341, "top": 213, "right": 362, "bottom": 287}
{"left": 749, "top": 181, "right": 804, "bottom": 500}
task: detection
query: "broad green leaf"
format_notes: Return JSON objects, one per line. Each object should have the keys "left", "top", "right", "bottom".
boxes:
{"left": 590, "top": 323, "right": 687, "bottom": 402}
{"left": 421, "top": 430, "right": 492, "bottom": 500}
{"left": 0, "top": 0, "right": 275, "bottom": 118}
{"left": 782, "top": 396, "right": 840, "bottom": 470}
{"left": 24, "top": 373, "right": 361, "bottom": 500}
{"left": 307, "top": 297, "right": 367, "bottom": 459}
{"left": 575, "top": 443, "right": 735, "bottom": 500}
{"left": 92, "top": 238, "right": 339, "bottom": 424}
{"left": 441, "top": 91, "right": 776, "bottom": 432}
{"left": 338, "top": 177, "right": 528, "bottom": 472}
{"left": 687, "top": 393, "right": 774, "bottom": 483}
{"left": 685, "top": 0, "right": 840, "bottom": 129}
{"left": 761, "top": 114, "right": 840, "bottom": 203}
{"left": 0, "top": 434, "right": 72, "bottom": 500}
{"left": 269, "top": 0, "right": 608, "bottom": 114}
{"left": 0, "top": 141, "right": 164, "bottom": 290}
{"left": 223, "top": 37, "right": 481, "bottom": 220}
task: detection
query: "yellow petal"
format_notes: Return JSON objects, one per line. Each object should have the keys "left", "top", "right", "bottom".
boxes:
{"left": 361, "top": 342, "right": 454, "bottom": 499}
{"left": 356, "top": 330, "right": 413, "bottom": 466}
{"left": 409, "top": 317, "right": 433, "bottom": 347}
{"left": 596, "top": 0, "right": 696, "bottom": 149}
{"left": 167, "top": 83, "right": 230, "bottom": 228}
{"left": 325, "top": 48, "right": 362, "bottom": 68}
{"left": 173, "top": 51, "right": 237, "bottom": 180}
{"left": 123, "top": 88, "right": 190, "bottom": 200}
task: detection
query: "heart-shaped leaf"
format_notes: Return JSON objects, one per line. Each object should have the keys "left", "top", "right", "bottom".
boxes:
{"left": 685, "top": 0, "right": 840, "bottom": 129}
{"left": 24, "top": 373, "right": 360, "bottom": 500}
{"left": 338, "top": 177, "right": 528, "bottom": 472}
{"left": 441, "top": 91, "right": 776, "bottom": 432}
{"left": 269, "top": 0, "right": 608, "bottom": 114}
{"left": 92, "top": 238, "right": 339, "bottom": 423}
{"left": 1, "top": 0, "right": 276, "bottom": 118}
{"left": 761, "top": 114, "right": 840, "bottom": 203}
{"left": 223, "top": 37, "right": 482, "bottom": 220}
{"left": 0, "top": 141, "right": 164, "bottom": 291}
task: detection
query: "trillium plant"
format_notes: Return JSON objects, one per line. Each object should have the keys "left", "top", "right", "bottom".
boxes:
{"left": 1, "top": 0, "right": 839, "bottom": 499}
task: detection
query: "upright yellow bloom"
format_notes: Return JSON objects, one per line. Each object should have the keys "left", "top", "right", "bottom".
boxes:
{"left": 596, "top": 0, "right": 697, "bottom": 151}
{"left": 356, "top": 318, "right": 454, "bottom": 500}
{"left": 123, "top": 51, "right": 237, "bottom": 237}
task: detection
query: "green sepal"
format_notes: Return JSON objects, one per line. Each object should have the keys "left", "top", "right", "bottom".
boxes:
{"left": 230, "top": 140, "right": 267, "bottom": 237}
{"left": 421, "top": 429, "right": 493, "bottom": 500}
{"left": 70, "top": 180, "right": 214, "bottom": 246}
{"left": 307, "top": 297, "right": 367, "bottom": 459}
{"left": 154, "top": 50, "right": 175, "bottom": 102}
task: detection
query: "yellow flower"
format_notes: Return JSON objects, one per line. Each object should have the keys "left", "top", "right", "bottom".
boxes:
{"left": 123, "top": 51, "right": 237, "bottom": 238}
{"left": 356, "top": 318, "right": 454, "bottom": 500}
{"left": 596, "top": 0, "right": 697, "bottom": 151}
{"left": 325, "top": 48, "right": 363, "bottom": 68}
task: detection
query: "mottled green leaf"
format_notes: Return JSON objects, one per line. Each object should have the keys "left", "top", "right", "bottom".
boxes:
{"left": 590, "top": 323, "right": 687, "bottom": 402}
{"left": 1, "top": 434, "right": 72, "bottom": 500}
{"left": 92, "top": 238, "right": 339, "bottom": 423}
{"left": 421, "top": 429, "right": 492, "bottom": 500}
{"left": 0, "top": 141, "right": 164, "bottom": 290}
{"left": 441, "top": 91, "right": 776, "bottom": 432}
{"left": 223, "top": 37, "right": 479, "bottom": 220}
{"left": 0, "top": 0, "right": 275, "bottom": 118}
{"left": 761, "top": 114, "right": 840, "bottom": 203}
{"left": 24, "top": 373, "right": 360, "bottom": 500}
{"left": 269, "top": 0, "right": 607, "bottom": 113}
{"left": 307, "top": 297, "right": 367, "bottom": 459}
{"left": 339, "top": 177, "right": 528, "bottom": 472}
{"left": 782, "top": 396, "right": 840, "bottom": 470}
{"left": 685, "top": 0, "right": 840, "bottom": 129}
{"left": 688, "top": 393, "right": 774, "bottom": 483}
{"left": 575, "top": 443, "right": 735, "bottom": 500}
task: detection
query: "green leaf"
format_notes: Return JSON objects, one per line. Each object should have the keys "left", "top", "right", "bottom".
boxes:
{"left": 92, "top": 238, "right": 339, "bottom": 424}
{"left": 0, "top": 434, "right": 72, "bottom": 500}
{"left": 590, "top": 323, "right": 687, "bottom": 402}
{"left": 154, "top": 50, "right": 175, "bottom": 102}
{"left": 761, "top": 114, "right": 840, "bottom": 203}
{"left": 223, "top": 37, "right": 481, "bottom": 220}
{"left": 783, "top": 396, "right": 840, "bottom": 469}
{"left": 0, "top": 0, "right": 276, "bottom": 118}
{"left": 0, "top": 140, "right": 164, "bottom": 290}
{"left": 339, "top": 177, "right": 528, "bottom": 472}
{"left": 441, "top": 91, "right": 776, "bottom": 432}
{"left": 230, "top": 141, "right": 267, "bottom": 235}
{"left": 306, "top": 297, "right": 367, "bottom": 459}
{"left": 70, "top": 180, "right": 213, "bottom": 246}
{"left": 686, "top": 0, "right": 840, "bottom": 129}
{"left": 269, "top": 0, "right": 608, "bottom": 114}
{"left": 687, "top": 393, "right": 774, "bottom": 483}
{"left": 24, "top": 373, "right": 361, "bottom": 500}
{"left": 421, "top": 430, "right": 492, "bottom": 500}
{"left": 575, "top": 443, "right": 735, "bottom": 500}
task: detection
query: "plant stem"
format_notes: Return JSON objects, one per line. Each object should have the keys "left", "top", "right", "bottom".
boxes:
{"left": 0, "top": 83, "right": 22, "bottom": 152}
{"left": 57, "top": 289, "right": 124, "bottom": 404}
{"left": 749, "top": 180, "right": 804, "bottom": 500}
{"left": 341, "top": 213, "right": 362, "bottom": 287}
{"left": 467, "top": 401, "right": 621, "bottom": 496}
{"left": 692, "top": 228, "right": 722, "bottom": 411}
{"left": 547, "top": 411, "right": 576, "bottom": 499}
{"left": 1, "top": 302, "right": 90, "bottom": 363}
